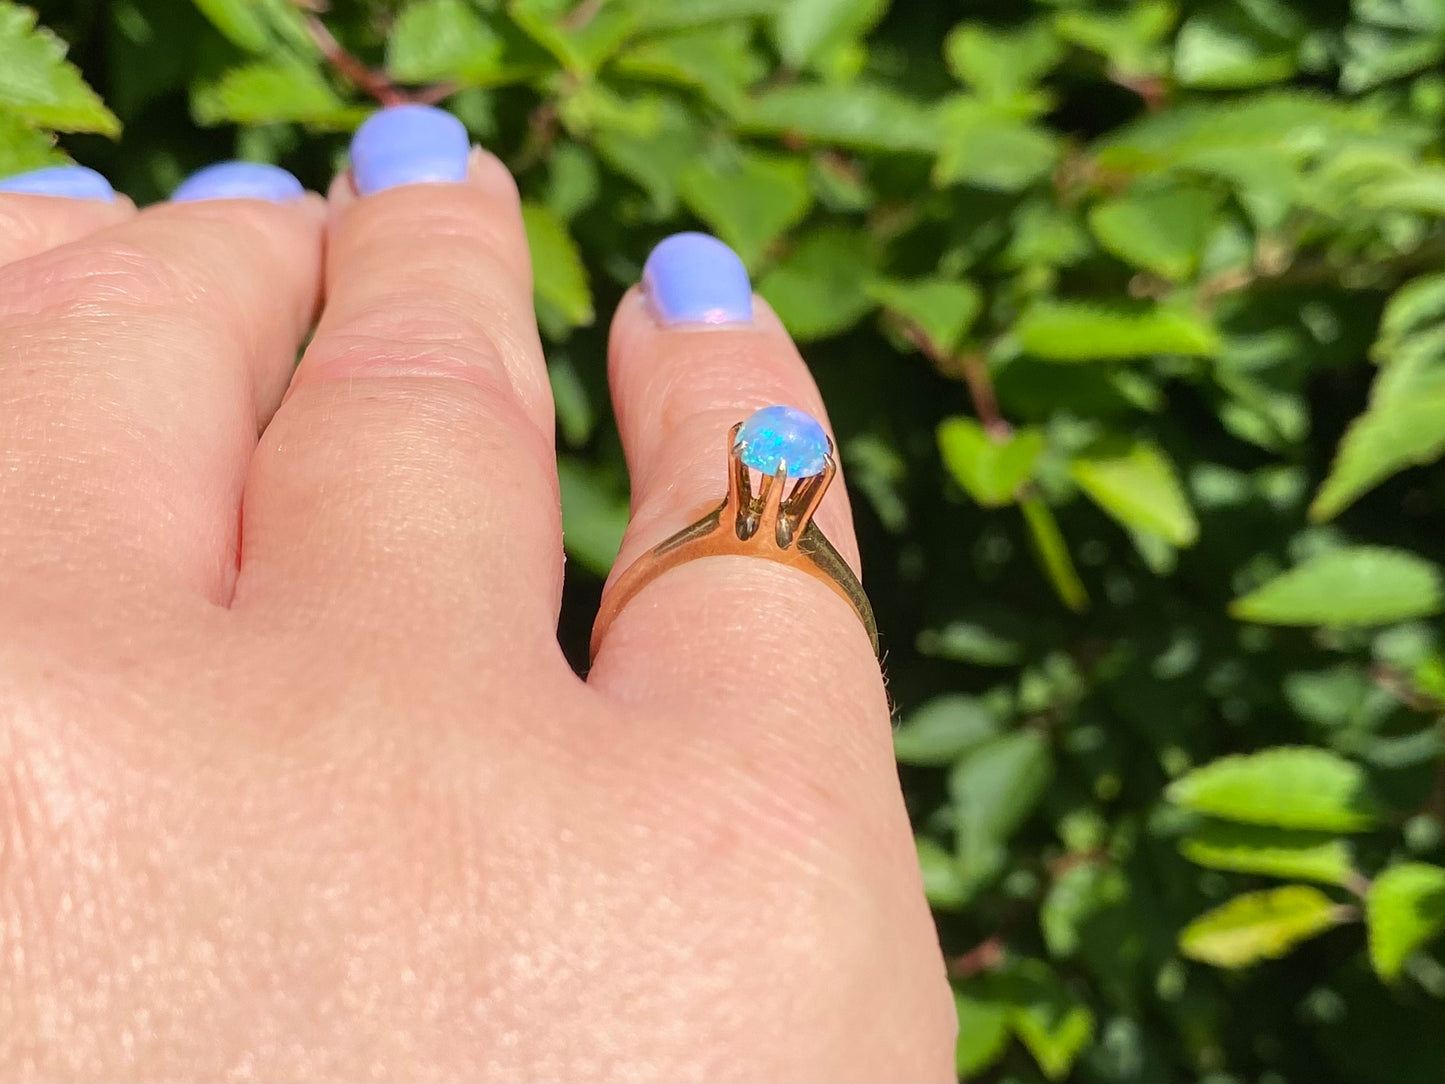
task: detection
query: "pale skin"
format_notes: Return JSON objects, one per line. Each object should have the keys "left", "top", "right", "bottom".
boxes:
{"left": 0, "top": 151, "right": 954, "bottom": 1080}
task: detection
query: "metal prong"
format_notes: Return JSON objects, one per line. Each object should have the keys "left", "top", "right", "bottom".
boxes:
{"left": 725, "top": 422, "right": 750, "bottom": 537}
{"left": 779, "top": 455, "right": 835, "bottom": 547}
{"left": 757, "top": 463, "right": 788, "bottom": 537}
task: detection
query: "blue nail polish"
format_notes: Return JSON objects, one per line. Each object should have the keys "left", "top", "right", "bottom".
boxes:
{"left": 0, "top": 165, "right": 114, "bottom": 201}
{"left": 642, "top": 233, "right": 753, "bottom": 325}
{"left": 349, "top": 105, "right": 469, "bottom": 195}
{"left": 171, "top": 161, "right": 305, "bottom": 203}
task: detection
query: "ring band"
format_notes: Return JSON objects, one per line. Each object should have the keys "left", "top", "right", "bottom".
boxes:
{"left": 589, "top": 407, "right": 879, "bottom": 662}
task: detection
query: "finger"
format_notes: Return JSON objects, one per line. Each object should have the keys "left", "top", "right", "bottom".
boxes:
{"left": 0, "top": 165, "right": 134, "bottom": 266}
{"left": 235, "top": 107, "right": 564, "bottom": 660}
{"left": 0, "top": 162, "right": 323, "bottom": 603}
{"left": 589, "top": 233, "right": 882, "bottom": 732}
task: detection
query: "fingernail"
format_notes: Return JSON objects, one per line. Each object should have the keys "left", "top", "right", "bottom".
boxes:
{"left": 171, "top": 161, "right": 305, "bottom": 203}
{"left": 642, "top": 232, "right": 753, "bottom": 326}
{"left": 0, "top": 164, "right": 114, "bottom": 201}
{"left": 349, "top": 104, "right": 469, "bottom": 195}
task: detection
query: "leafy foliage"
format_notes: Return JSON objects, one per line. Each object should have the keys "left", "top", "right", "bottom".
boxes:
{"left": 10, "top": 0, "right": 1445, "bottom": 1079}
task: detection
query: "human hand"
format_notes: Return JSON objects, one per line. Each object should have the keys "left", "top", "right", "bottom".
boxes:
{"left": 0, "top": 106, "right": 952, "bottom": 1081}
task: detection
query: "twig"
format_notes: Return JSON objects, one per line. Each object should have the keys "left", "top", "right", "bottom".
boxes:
{"left": 961, "top": 353, "right": 1011, "bottom": 441}
{"left": 561, "top": 0, "right": 604, "bottom": 30}
{"left": 947, "top": 936, "right": 1006, "bottom": 980}
{"left": 304, "top": 14, "right": 404, "bottom": 106}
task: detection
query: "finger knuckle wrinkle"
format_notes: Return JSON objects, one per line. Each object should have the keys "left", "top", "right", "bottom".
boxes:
{"left": 1, "top": 241, "right": 190, "bottom": 321}
{"left": 303, "top": 330, "right": 515, "bottom": 403}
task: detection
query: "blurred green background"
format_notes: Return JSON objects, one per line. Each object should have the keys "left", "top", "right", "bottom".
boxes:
{"left": 8, "top": 0, "right": 1445, "bottom": 1078}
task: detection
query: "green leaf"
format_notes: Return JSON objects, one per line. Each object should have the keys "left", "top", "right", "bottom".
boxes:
{"left": 741, "top": 83, "right": 943, "bottom": 153}
{"left": 1088, "top": 183, "right": 1220, "bottom": 280}
{"left": 1055, "top": 0, "right": 1176, "bottom": 78}
{"left": 557, "top": 456, "right": 627, "bottom": 577}
{"left": 938, "top": 418, "right": 1046, "bottom": 508}
{"left": 1021, "top": 494, "right": 1089, "bottom": 612}
{"left": 1017, "top": 301, "right": 1220, "bottom": 361}
{"left": 509, "top": 0, "right": 638, "bottom": 75}
{"left": 1173, "top": 7, "right": 1299, "bottom": 89}
{"left": 757, "top": 227, "right": 877, "bottom": 340}
{"left": 189, "top": 0, "right": 270, "bottom": 52}
{"left": 588, "top": 91, "right": 702, "bottom": 215}
{"left": 521, "top": 200, "right": 593, "bottom": 337}
{"left": 993, "top": 959, "right": 1096, "bottom": 1081}
{"left": 1367, "top": 862, "right": 1445, "bottom": 981}
{"left": 0, "top": 110, "right": 61, "bottom": 174}
{"left": 949, "top": 731, "right": 1053, "bottom": 850}
{"left": 387, "top": 0, "right": 534, "bottom": 86}
{"left": 0, "top": 3, "right": 119, "bottom": 135}
{"left": 1180, "top": 886, "right": 1346, "bottom": 968}
{"left": 869, "top": 276, "right": 982, "bottom": 356}
{"left": 1312, "top": 274, "right": 1445, "bottom": 519}
{"left": 772, "top": 0, "right": 886, "bottom": 72}
{"left": 1069, "top": 437, "right": 1199, "bottom": 547}
{"left": 953, "top": 990, "right": 1011, "bottom": 1079}
{"left": 192, "top": 59, "right": 362, "bottom": 128}
{"left": 679, "top": 144, "right": 811, "bottom": 268}
{"left": 945, "top": 20, "right": 1063, "bottom": 100}
{"left": 893, "top": 693, "right": 1001, "bottom": 767}
{"left": 1167, "top": 747, "right": 1381, "bottom": 832}
{"left": 917, "top": 836, "right": 970, "bottom": 911}
{"left": 615, "top": 23, "right": 765, "bottom": 110}
{"left": 1230, "top": 546, "right": 1445, "bottom": 628}
{"left": 1041, "top": 862, "right": 1130, "bottom": 958}
{"left": 632, "top": 0, "right": 778, "bottom": 32}
{"left": 934, "top": 96, "right": 1059, "bottom": 191}
{"left": 1180, "top": 821, "right": 1357, "bottom": 886}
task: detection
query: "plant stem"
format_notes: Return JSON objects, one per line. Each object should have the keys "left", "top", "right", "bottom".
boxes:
{"left": 304, "top": 14, "right": 405, "bottom": 106}
{"left": 948, "top": 936, "right": 1006, "bottom": 980}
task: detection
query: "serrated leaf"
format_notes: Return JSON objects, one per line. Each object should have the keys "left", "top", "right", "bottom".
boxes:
{"left": 1313, "top": 274, "right": 1445, "bottom": 519}
{"left": 757, "top": 227, "right": 877, "bottom": 340}
{"left": 938, "top": 418, "right": 1045, "bottom": 508}
{"left": 893, "top": 693, "right": 1000, "bottom": 767}
{"left": 679, "top": 145, "right": 811, "bottom": 268}
{"left": 588, "top": 91, "right": 702, "bottom": 214}
{"left": 1167, "top": 747, "right": 1380, "bottom": 832}
{"left": 1180, "top": 886, "right": 1345, "bottom": 968}
{"left": 869, "top": 276, "right": 982, "bottom": 356}
{"left": 1070, "top": 437, "right": 1199, "bottom": 547}
{"left": 1230, "top": 546, "right": 1445, "bottom": 627}
{"left": 387, "top": 0, "right": 509, "bottom": 85}
{"left": 741, "top": 83, "right": 943, "bottom": 153}
{"left": 0, "top": 111, "right": 61, "bottom": 173}
{"left": 945, "top": 20, "right": 1063, "bottom": 99}
{"left": 1055, "top": 0, "right": 1176, "bottom": 77}
{"left": 953, "top": 991, "right": 1011, "bottom": 1079}
{"left": 772, "top": 0, "right": 886, "bottom": 72}
{"left": 1021, "top": 494, "right": 1089, "bottom": 612}
{"left": 0, "top": 4, "right": 119, "bottom": 135}
{"left": 521, "top": 200, "right": 593, "bottom": 337}
{"left": 1180, "top": 821, "right": 1356, "bottom": 886}
{"left": 1017, "top": 301, "right": 1220, "bottom": 361}
{"left": 934, "top": 96, "right": 1058, "bottom": 191}
{"left": 192, "top": 59, "right": 362, "bottom": 128}
{"left": 1367, "top": 862, "right": 1445, "bottom": 981}
{"left": 1088, "top": 183, "right": 1219, "bottom": 280}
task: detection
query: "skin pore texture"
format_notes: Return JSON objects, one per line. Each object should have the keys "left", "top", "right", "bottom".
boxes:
{"left": 0, "top": 115, "right": 954, "bottom": 1081}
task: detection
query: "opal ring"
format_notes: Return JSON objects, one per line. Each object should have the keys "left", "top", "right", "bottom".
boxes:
{"left": 589, "top": 405, "right": 879, "bottom": 662}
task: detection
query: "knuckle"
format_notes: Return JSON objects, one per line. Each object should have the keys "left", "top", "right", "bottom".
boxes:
{"left": 0, "top": 240, "right": 189, "bottom": 322}
{"left": 345, "top": 189, "right": 529, "bottom": 279}
{"left": 301, "top": 326, "right": 516, "bottom": 402}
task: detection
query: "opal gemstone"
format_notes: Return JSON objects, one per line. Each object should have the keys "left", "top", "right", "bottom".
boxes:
{"left": 734, "top": 405, "right": 829, "bottom": 478}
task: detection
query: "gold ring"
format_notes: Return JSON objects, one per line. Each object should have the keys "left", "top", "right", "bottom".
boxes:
{"left": 590, "top": 406, "right": 879, "bottom": 662}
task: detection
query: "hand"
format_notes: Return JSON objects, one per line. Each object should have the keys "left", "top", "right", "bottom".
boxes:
{"left": 0, "top": 108, "right": 952, "bottom": 1081}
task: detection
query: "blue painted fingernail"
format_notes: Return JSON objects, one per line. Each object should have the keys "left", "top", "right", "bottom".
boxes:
{"left": 349, "top": 104, "right": 469, "bottom": 195}
{"left": 0, "top": 165, "right": 114, "bottom": 201}
{"left": 171, "top": 161, "right": 305, "bottom": 203}
{"left": 642, "top": 232, "right": 753, "bottom": 326}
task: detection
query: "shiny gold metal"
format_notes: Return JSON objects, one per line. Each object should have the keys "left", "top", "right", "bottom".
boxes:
{"left": 589, "top": 422, "right": 879, "bottom": 662}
